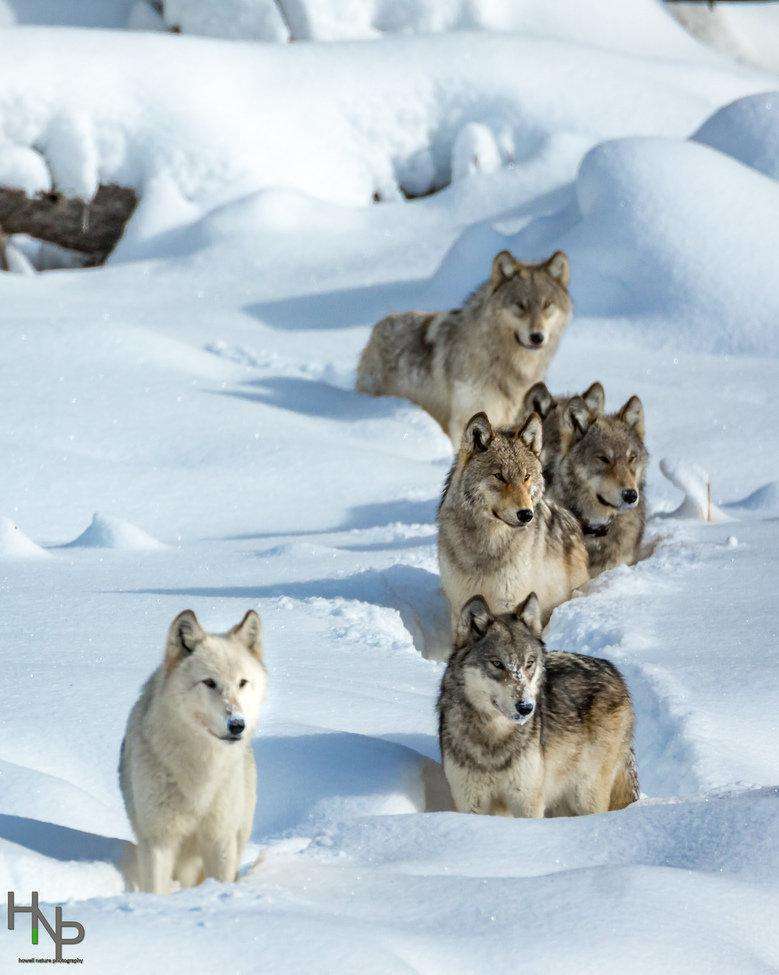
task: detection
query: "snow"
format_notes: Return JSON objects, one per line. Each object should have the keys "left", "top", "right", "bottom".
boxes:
{"left": 162, "top": 0, "right": 290, "bottom": 42}
{"left": 61, "top": 513, "right": 166, "bottom": 551}
{"left": 693, "top": 90, "right": 779, "bottom": 179}
{"left": 0, "top": 8, "right": 778, "bottom": 974}
{"left": 0, "top": 517, "right": 50, "bottom": 559}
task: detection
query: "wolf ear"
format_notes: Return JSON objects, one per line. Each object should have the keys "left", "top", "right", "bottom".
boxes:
{"left": 519, "top": 411, "right": 543, "bottom": 457}
{"left": 514, "top": 592, "right": 543, "bottom": 638}
{"left": 544, "top": 250, "right": 569, "bottom": 287}
{"left": 230, "top": 610, "right": 263, "bottom": 660}
{"left": 566, "top": 396, "right": 592, "bottom": 437}
{"left": 618, "top": 395, "right": 644, "bottom": 439}
{"left": 523, "top": 382, "right": 554, "bottom": 420}
{"left": 463, "top": 412, "right": 493, "bottom": 453}
{"left": 458, "top": 595, "right": 493, "bottom": 643}
{"left": 490, "top": 250, "right": 518, "bottom": 289}
{"left": 165, "top": 609, "right": 205, "bottom": 670}
{"left": 582, "top": 381, "right": 605, "bottom": 417}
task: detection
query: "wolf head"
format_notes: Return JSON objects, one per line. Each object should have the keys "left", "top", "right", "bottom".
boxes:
{"left": 452, "top": 411, "right": 544, "bottom": 528}
{"left": 521, "top": 380, "right": 605, "bottom": 467}
{"left": 162, "top": 609, "right": 267, "bottom": 745}
{"left": 483, "top": 249, "right": 571, "bottom": 353}
{"left": 559, "top": 395, "right": 647, "bottom": 518}
{"left": 453, "top": 593, "right": 545, "bottom": 725}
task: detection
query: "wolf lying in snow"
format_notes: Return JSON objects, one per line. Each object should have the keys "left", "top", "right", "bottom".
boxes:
{"left": 119, "top": 609, "right": 266, "bottom": 894}
{"left": 521, "top": 383, "right": 647, "bottom": 577}
{"left": 356, "top": 249, "right": 572, "bottom": 444}
{"left": 438, "top": 411, "right": 588, "bottom": 633}
{"left": 438, "top": 593, "right": 638, "bottom": 817}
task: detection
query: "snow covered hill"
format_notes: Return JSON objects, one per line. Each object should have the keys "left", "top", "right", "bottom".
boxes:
{"left": 0, "top": 7, "right": 777, "bottom": 973}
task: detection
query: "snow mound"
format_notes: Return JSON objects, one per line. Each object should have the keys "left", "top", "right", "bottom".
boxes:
{"left": 693, "top": 92, "right": 779, "bottom": 179}
{"left": 505, "top": 136, "right": 779, "bottom": 355}
{"left": 726, "top": 481, "right": 779, "bottom": 516}
{"left": 63, "top": 513, "right": 166, "bottom": 551}
{"left": 659, "top": 459, "right": 729, "bottom": 523}
{"left": 0, "top": 1, "right": 14, "bottom": 27}
{"left": 0, "top": 518, "right": 50, "bottom": 559}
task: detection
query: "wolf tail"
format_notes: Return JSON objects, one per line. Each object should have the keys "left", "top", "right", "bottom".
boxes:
{"left": 609, "top": 747, "right": 640, "bottom": 810}
{"left": 355, "top": 325, "right": 388, "bottom": 396}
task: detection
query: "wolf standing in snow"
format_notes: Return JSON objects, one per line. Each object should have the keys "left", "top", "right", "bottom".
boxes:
{"left": 438, "top": 411, "right": 588, "bottom": 632}
{"left": 356, "top": 249, "right": 572, "bottom": 444}
{"left": 438, "top": 593, "right": 638, "bottom": 817}
{"left": 548, "top": 393, "right": 647, "bottom": 577}
{"left": 119, "top": 609, "right": 266, "bottom": 894}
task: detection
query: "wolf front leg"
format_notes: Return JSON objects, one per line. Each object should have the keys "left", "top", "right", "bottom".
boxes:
{"left": 136, "top": 841, "right": 176, "bottom": 894}
{"left": 201, "top": 835, "right": 240, "bottom": 883}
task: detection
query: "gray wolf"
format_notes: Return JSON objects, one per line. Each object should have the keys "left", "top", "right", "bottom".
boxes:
{"left": 438, "top": 593, "right": 638, "bottom": 817}
{"left": 119, "top": 609, "right": 266, "bottom": 894}
{"left": 550, "top": 393, "right": 647, "bottom": 576}
{"left": 437, "top": 411, "right": 588, "bottom": 632}
{"left": 356, "top": 249, "right": 572, "bottom": 444}
{"left": 519, "top": 379, "right": 605, "bottom": 477}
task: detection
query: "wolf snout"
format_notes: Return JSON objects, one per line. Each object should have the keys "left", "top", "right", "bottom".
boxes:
{"left": 516, "top": 508, "right": 534, "bottom": 525}
{"left": 515, "top": 700, "right": 534, "bottom": 719}
{"left": 621, "top": 488, "right": 639, "bottom": 506}
{"left": 226, "top": 716, "right": 246, "bottom": 739}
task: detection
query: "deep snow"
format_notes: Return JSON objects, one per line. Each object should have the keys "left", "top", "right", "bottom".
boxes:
{"left": 0, "top": 8, "right": 777, "bottom": 974}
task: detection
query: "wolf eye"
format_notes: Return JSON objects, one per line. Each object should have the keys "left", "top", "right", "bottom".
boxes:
{"left": 494, "top": 473, "right": 508, "bottom": 485}
{"left": 525, "top": 659, "right": 535, "bottom": 673}
{"left": 239, "top": 679, "right": 248, "bottom": 688}
{"left": 524, "top": 474, "right": 530, "bottom": 484}
{"left": 627, "top": 452, "right": 636, "bottom": 463}
{"left": 490, "top": 658, "right": 505, "bottom": 671}
{"left": 516, "top": 301, "right": 528, "bottom": 313}
{"left": 598, "top": 454, "right": 610, "bottom": 464}
{"left": 203, "top": 678, "right": 217, "bottom": 690}
{"left": 543, "top": 300, "right": 552, "bottom": 309}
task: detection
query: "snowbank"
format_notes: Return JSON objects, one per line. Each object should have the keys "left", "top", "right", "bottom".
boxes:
{"left": 0, "top": 27, "right": 767, "bottom": 215}
{"left": 693, "top": 90, "right": 779, "bottom": 179}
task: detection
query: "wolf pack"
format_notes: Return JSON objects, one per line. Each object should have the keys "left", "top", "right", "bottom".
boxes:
{"left": 121, "top": 248, "right": 649, "bottom": 893}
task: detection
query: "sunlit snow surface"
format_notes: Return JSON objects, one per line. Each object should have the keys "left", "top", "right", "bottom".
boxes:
{"left": 0, "top": 9, "right": 777, "bottom": 973}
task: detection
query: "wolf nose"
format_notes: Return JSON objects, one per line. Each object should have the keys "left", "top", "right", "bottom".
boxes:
{"left": 622, "top": 488, "right": 638, "bottom": 505}
{"left": 517, "top": 508, "right": 534, "bottom": 524}
{"left": 515, "top": 700, "right": 534, "bottom": 718}
{"left": 529, "top": 332, "right": 544, "bottom": 346}
{"left": 227, "top": 716, "right": 245, "bottom": 737}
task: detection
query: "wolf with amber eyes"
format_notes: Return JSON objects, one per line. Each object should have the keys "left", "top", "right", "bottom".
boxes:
{"left": 438, "top": 594, "right": 638, "bottom": 818}
{"left": 437, "top": 411, "right": 588, "bottom": 635}
{"left": 356, "top": 249, "right": 572, "bottom": 445}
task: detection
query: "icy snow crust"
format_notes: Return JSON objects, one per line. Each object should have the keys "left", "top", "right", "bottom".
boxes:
{"left": 0, "top": 14, "right": 777, "bottom": 975}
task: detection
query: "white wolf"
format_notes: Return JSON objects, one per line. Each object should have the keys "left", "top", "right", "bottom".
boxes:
{"left": 119, "top": 609, "right": 267, "bottom": 894}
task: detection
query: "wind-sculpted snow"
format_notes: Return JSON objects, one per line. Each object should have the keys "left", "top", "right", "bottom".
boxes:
{"left": 0, "top": 14, "right": 777, "bottom": 975}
